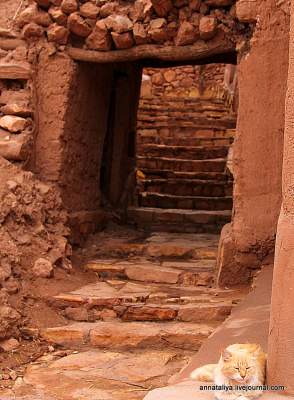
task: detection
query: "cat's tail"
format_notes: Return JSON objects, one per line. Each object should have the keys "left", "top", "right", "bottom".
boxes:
{"left": 190, "top": 364, "right": 217, "bottom": 381}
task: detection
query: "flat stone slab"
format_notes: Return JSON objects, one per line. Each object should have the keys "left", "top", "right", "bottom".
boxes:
{"left": 3, "top": 349, "right": 189, "bottom": 400}
{"left": 42, "top": 320, "right": 215, "bottom": 350}
{"left": 86, "top": 259, "right": 215, "bottom": 286}
{"left": 89, "top": 231, "right": 219, "bottom": 260}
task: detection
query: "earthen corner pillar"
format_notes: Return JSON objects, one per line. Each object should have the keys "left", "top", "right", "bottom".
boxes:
{"left": 267, "top": 0, "right": 294, "bottom": 393}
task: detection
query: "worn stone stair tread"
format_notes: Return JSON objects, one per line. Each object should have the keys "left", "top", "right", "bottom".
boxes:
{"left": 137, "top": 128, "right": 235, "bottom": 137}
{"left": 143, "top": 178, "right": 231, "bottom": 186}
{"left": 51, "top": 277, "right": 241, "bottom": 307}
{"left": 86, "top": 259, "right": 214, "bottom": 285}
{"left": 137, "top": 157, "right": 227, "bottom": 173}
{"left": 139, "top": 136, "right": 233, "bottom": 147}
{"left": 128, "top": 207, "right": 231, "bottom": 234}
{"left": 140, "top": 169, "right": 231, "bottom": 181}
{"left": 139, "top": 98, "right": 229, "bottom": 106}
{"left": 141, "top": 178, "right": 232, "bottom": 198}
{"left": 128, "top": 207, "right": 232, "bottom": 216}
{"left": 138, "top": 144, "right": 230, "bottom": 150}
{"left": 139, "top": 192, "right": 232, "bottom": 211}
{"left": 137, "top": 144, "right": 229, "bottom": 160}
{"left": 137, "top": 156, "right": 227, "bottom": 162}
{"left": 138, "top": 104, "right": 229, "bottom": 113}
{"left": 121, "top": 302, "right": 233, "bottom": 322}
{"left": 89, "top": 231, "right": 220, "bottom": 260}
{"left": 3, "top": 347, "right": 192, "bottom": 400}
{"left": 137, "top": 121, "right": 236, "bottom": 130}
{"left": 128, "top": 206, "right": 231, "bottom": 218}
{"left": 41, "top": 320, "right": 216, "bottom": 349}
{"left": 137, "top": 112, "right": 235, "bottom": 123}
{"left": 87, "top": 258, "right": 216, "bottom": 272}
{"left": 140, "top": 192, "right": 232, "bottom": 201}
{"left": 52, "top": 280, "right": 222, "bottom": 307}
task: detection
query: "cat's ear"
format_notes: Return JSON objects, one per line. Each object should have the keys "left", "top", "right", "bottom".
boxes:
{"left": 222, "top": 349, "right": 232, "bottom": 362}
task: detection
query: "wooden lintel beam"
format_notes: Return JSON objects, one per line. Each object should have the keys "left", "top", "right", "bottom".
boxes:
{"left": 66, "top": 35, "right": 236, "bottom": 65}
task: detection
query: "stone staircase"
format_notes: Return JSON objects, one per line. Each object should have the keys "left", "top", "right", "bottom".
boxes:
{"left": 24, "top": 230, "right": 249, "bottom": 400}
{"left": 129, "top": 97, "right": 236, "bottom": 233}
{"left": 3, "top": 230, "right": 249, "bottom": 399}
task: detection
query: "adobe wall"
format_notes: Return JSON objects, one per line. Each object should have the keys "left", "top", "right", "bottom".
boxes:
{"left": 217, "top": 0, "right": 290, "bottom": 286}
{"left": 36, "top": 49, "right": 113, "bottom": 212}
{"left": 0, "top": 0, "right": 288, "bottom": 287}
{"left": 267, "top": 0, "right": 294, "bottom": 393}
{"left": 35, "top": 49, "right": 142, "bottom": 239}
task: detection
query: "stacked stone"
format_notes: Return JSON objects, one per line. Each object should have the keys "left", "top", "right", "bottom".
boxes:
{"left": 16, "top": 0, "right": 249, "bottom": 50}
{"left": 0, "top": 32, "right": 33, "bottom": 162}
{"left": 142, "top": 64, "right": 226, "bottom": 98}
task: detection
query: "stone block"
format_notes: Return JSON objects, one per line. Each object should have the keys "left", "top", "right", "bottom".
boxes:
{"left": 111, "top": 31, "right": 134, "bottom": 49}
{"left": 0, "top": 116, "right": 28, "bottom": 133}
{"left": 80, "top": 2, "right": 100, "bottom": 19}
{"left": 122, "top": 305, "right": 177, "bottom": 321}
{"left": 86, "top": 19, "right": 112, "bottom": 50}
{"left": 151, "top": 0, "right": 173, "bottom": 16}
{"left": 125, "top": 263, "right": 181, "bottom": 284}
{"left": 47, "top": 24, "right": 70, "bottom": 44}
{"left": 236, "top": 0, "right": 257, "bottom": 23}
{"left": 61, "top": 0, "right": 78, "bottom": 14}
{"left": 199, "top": 16, "right": 217, "bottom": 40}
{"left": 68, "top": 12, "right": 92, "bottom": 37}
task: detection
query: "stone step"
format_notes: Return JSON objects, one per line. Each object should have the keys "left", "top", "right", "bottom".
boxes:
{"left": 137, "top": 107, "right": 236, "bottom": 122}
{"left": 137, "top": 157, "right": 227, "bottom": 173}
{"left": 128, "top": 207, "right": 231, "bottom": 234}
{"left": 142, "top": 179, "right": 233, "bottom": 197}
{"left": 4, "top": 347, "right": 193, "bottom": 399}
{"left": 139, "top": 96, "right": 226, "bottom": 104}
{"left": 137, "top": 118, "right": 236, "bottom": 130}
{"left": 139, "top": 192, "right": 233, "bottom": 211}
{"left": 137, "top": 127, "right": 235, "bottom": 140}
{"left": 139, "top": 96, "right": 229, "bottom": 105}
{"left": 138, "top": 135, "right": 233, "bottom": 147}
{"left": 139, "top": 98, "right": 234, "bottom": 113}
{"left": 86, "top": 259, "right": 215, "bottom": 286}
{"left": 138, "top": 102, "right": 230, "bottom": 114}
{"left": 50, "top": 281, "right": 233, "bottom": 323}
{"left": 139, "top": 169, "right": 231, "bottom": 181}
{"left": 41, "top": 320, "right": 216, "bottom": 350}
{"left": 88, "top": 231, "right": 219, "bottom": 261}
{"left": 136, "top": 144, "right": 229, "bottom": 160}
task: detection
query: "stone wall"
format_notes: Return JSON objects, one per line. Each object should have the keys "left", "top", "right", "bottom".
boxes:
{"left": 16, "top": 0, "right": 249, "bottom": 52}
{"left": 141, "top": 64, "right": 227, "bottom": 98}
{"left": 0, "top": 1, "right": 72, "bottom": 339}
{"left": 0, "top": 0, "right": 34, "bottom": 167}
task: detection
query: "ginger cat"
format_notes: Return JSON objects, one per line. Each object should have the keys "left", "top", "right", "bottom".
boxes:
{"left": 190, "top": 343, "right": 267, "bottom": 400}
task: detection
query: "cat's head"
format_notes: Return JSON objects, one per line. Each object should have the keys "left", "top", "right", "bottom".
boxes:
{"left": 220, "top": 344, "right": 264, "bottom": 384}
